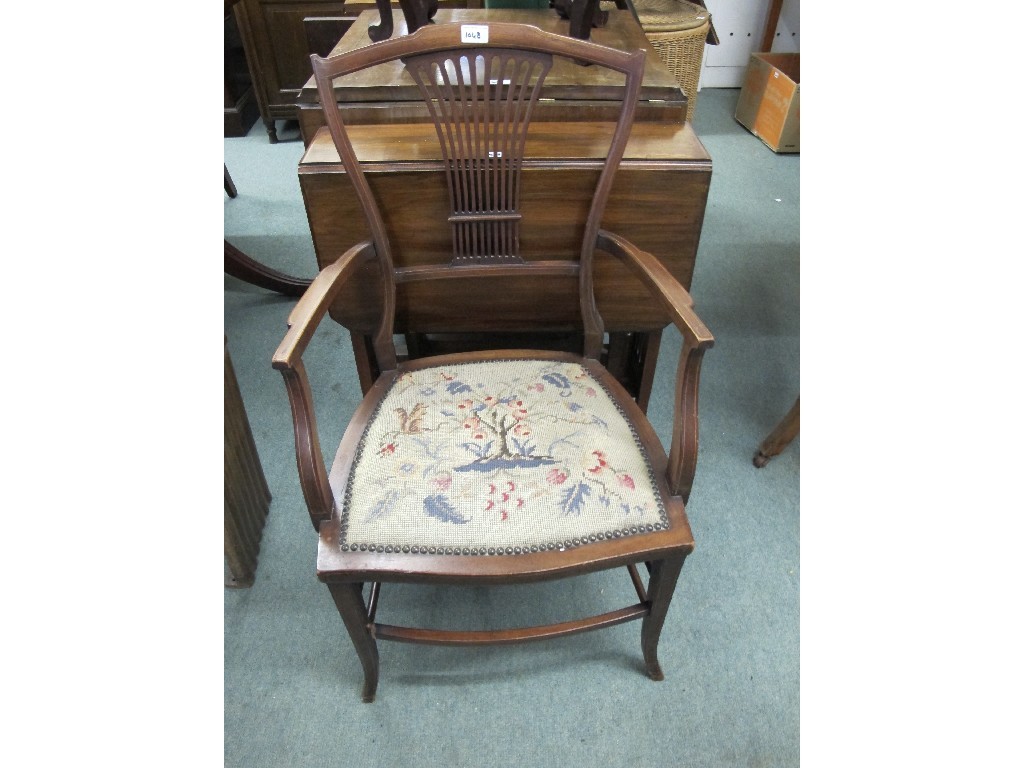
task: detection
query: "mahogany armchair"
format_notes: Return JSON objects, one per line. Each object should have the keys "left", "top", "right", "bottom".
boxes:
{"left": 272, "top": 21, "right": 713, "bottom": 701}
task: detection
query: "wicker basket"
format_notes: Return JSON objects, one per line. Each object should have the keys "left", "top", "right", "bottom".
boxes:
{"left": 631, "top": 0, "right": 710, "bottom": 122}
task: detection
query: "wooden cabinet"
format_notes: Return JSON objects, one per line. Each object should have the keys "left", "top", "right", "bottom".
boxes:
{"left": 234, "top": 0, "right": 477, "bottom": 142}
{"left": 225, "top": 0, "right": 259, "bottom": 136}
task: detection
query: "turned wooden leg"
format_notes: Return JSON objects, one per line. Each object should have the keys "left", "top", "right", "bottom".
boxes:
{"left": 641, "top": 554, "right": 686, "bottom": 680}
{"left": 264, "top": 118, "right": 279, "bottom": 144}
{"left": 328, "top": 582, "right": 380, "bottom": 702}
{"left": 753, "top": 396, "right": 800, "bottom": 468}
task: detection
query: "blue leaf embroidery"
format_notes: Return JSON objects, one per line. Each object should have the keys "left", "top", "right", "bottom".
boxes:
{"left": 423, "top": 494, "right": 470, "bottom": 524}
{"left": 460, "top": 440, "right": 494, "bottom": 458}
{"left": 559, "top": 483, "right": 591, "bottom": 516}
{"left": 366, "top": 490, "right": 400, "bottom": 521}
{"left": 542, "top": 372, "right": 572, "bottom": 390}
{"left": 509, "top": 436, "right": 536, "bottom": 456}
{"left": 446, "top": 381, "right": 472, "bottom": 394}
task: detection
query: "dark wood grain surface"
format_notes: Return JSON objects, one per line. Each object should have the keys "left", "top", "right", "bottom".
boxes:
{"left": 299, "top": 120, "right": 711, "bottom": 334}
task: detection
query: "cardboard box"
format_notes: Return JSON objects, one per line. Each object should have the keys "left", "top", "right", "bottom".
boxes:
{"left": 735, "top": 52, "right": 800, "bottom": 153}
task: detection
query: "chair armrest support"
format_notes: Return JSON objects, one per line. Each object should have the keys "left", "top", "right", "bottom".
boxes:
{"left": 597, "top": 230, "right": 714, "bottom": 502}
{"left": 272, "top": 241, "right": 375, "bottom": 531}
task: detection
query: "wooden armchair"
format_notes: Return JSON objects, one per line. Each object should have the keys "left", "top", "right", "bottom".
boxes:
{"left": 272, "top": 21, "right": 713, "bottom": 701}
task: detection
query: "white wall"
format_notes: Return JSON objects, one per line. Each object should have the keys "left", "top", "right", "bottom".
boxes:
{"left": 699, "top": 0, "right": 800, "bottom": 88}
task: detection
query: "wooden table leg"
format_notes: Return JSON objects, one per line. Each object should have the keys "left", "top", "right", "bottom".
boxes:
{"left": 633, "top": 329, "right": 661, "bottom": 414}
{"left": 753, "top": 396, "right": 799, "bottom": 468}
{"left": 605, "top": 330, "right": 662, "bottom": 413}
{"left": 350, "top": 332, "right": 380, "bottom": 395}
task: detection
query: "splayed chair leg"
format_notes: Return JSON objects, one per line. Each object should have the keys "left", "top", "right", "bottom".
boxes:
{"left": 641, "top": 554, "right": 686, "bottom": 680}
{"left": 328, "top": 582, "right": 380, "bottom": 702}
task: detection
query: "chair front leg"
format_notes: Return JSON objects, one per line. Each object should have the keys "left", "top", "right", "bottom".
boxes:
{"left": 641, "top": 554, "right": 687, "bottom": 680}
{"left": 328, "top": 582, "right": 380, "bottom": 703}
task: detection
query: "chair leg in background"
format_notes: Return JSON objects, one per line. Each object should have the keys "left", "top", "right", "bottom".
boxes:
{"left": 224, "top": 164, "right": 238, "bottom": 198}
{"left": 641, "top": 554, "right": 686, "bottom": 680}
{"left": 328, "top": 582, "right": 380, "bottom": 703}
{"left": 753, "top": 396, "right": 800, "bottom": 468}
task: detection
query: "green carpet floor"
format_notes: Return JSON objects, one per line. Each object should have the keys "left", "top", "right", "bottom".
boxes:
{"left": 225, "top": 85, "right": 799, "bottom": 767}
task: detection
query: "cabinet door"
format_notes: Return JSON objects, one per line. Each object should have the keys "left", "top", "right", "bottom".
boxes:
{"left": 239, "top": 0, "right": 348, "bottom": 116}
{"left": 237, "top": 0, "right": 475, "bottom": 129}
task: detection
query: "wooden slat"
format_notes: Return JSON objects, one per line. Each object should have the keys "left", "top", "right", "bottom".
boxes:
{"left": 372, "top": 603, "right": 649, "bottom": 645}
{"left": 394, "top": 261, "right": 579, "bottom": 283}
{"left": 627, "top": 563, "right": 648, "bottom": 602}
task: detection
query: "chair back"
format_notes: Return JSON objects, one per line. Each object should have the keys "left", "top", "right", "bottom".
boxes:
{"left": 311, "top": 22, "right": 646, "bottom": 369}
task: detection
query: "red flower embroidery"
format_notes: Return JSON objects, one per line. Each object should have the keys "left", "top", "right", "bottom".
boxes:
{"left": 588, "top": 450, "right": 609, "bottom": 473}
{"left": 546, "top": 469, "right": 568, "bottom": 485}
{"left": 379, "top": 442, "right": 396, "bottom": 456}
{"left": 617, "top": 473, "right": 636, "bottom": 490}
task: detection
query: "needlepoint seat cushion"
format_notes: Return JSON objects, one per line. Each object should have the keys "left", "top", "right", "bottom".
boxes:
{"left": 333, "top": 357, "right": 670, "bottom": 556}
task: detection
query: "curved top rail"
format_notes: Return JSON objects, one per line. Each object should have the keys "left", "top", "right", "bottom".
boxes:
{"left": 311, "top": 21, "right": 646, "bottom": 82}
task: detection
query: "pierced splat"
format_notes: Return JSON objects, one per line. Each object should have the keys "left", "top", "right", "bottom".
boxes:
{"left": 405, "top": 50, "right": 554, "bottom": 265}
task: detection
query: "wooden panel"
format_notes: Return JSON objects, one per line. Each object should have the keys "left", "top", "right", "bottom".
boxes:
{"left": 225, "top": 342, "right": 272, "bottom": 588}
{"left": 298, "top": 121, "right": 710, "bottom": 334}
{"left": 225, "top": 3, "right": 260, "bottom": 136}
{"left": 260, "top": 1, "right": 350, "bottom": 98}
{"left": 304, "top": 15, "right": 358, "bottom": 57}
{"left": 301, "top": 120, "right": 709, "bottom": 164}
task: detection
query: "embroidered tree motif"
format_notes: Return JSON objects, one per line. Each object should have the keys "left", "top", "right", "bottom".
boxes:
{"left": 455, "top": 394, "right": 557, "bottom": 472}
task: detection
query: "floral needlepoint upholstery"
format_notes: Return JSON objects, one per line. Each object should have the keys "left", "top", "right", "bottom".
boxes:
{"left": 339, "top": 359, "right": 669, "bottom": 555}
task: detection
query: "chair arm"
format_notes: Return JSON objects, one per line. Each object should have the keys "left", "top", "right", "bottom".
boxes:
{"left": 596, "top": 230, "right": 714, "bottom": 349}
{"left": 597, "top": 230, "right": 714, "bottom": 502}
{"left": 272, "top": 241, "right": 375, "bottom": 531}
